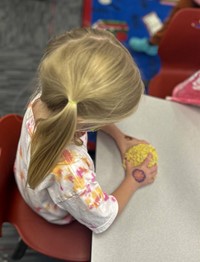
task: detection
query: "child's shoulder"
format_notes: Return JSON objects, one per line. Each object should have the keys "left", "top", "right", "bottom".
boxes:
{"left": 61, "top": 144, "right": 93, "bottom": 169}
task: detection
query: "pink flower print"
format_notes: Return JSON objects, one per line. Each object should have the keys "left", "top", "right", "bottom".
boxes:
{"left": 103, "top": 192, "right": 109, "bottom": 201}
{"left": 79, "top": 184, "right": 91, "bottom": 198}
{"left": 19, "top": 146, "right": 23, "bottom": 158}
{"left": 82, "top": 157, "right": 91, "bottom": 168}
{"left": 62, "top": 150, "right": 76, "bottom": 164}
{"left": 73, "top": 167, "right": 90, "bottom": 193}
{"left": 76, "top": 167, "right": 88, "bottom": 178}
{"left": 86, "top": 183, "right": 92, "bottom": 193}
{"left": 52, "top": 166, "right": 63, "bottom": 181}
{"left": 85, "top": 197, "right": 93, "bottom": 209}
{"left": 93, "top": 196, "right": 101, "bottom": 208}
{"left": 91, "top": 172, "right": 95, "bottom": 182}
{"left": 20, "top": 171, "right": 25, "bottom": 180}
{"left": 91, "top": 186, "right": 104, "bottom": 208}
{"left": 111, "top": 196, "right": 116, "bottom": 202}
{"left": 84, "top": 186, "right": 104, "bottom": 209}
{"left": 26, "top": 118, "right": 35, "bottom": 136}
{"left": 73, "top": 175, "right": 86, "bottom": 192}
{"left": 86, "top": 197, "right": 100, "bottom": 209}
{"left": 64, "top": 174, "right": 74, "bottom": 182}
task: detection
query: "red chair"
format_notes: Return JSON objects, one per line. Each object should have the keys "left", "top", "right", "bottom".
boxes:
{"left": 0, "top": 114, "right": 92, "bottom": 261}
{"left": 148, "top": 8, "right": 200, "bottom": 99}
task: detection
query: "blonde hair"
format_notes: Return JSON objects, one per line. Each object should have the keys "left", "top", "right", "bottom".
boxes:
{"left": 28, "top": 27, "right": 144, "bottom": 189}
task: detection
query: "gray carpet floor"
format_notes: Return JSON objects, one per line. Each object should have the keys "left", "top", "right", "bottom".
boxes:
{"left": 0, "top": 0, "right": 83, "bottom": 261}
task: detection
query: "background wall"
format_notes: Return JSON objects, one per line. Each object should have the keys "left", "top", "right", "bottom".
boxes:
{"left": 0, "top": 0, "right": 82, "bottom": 116}
{"left": 85, "top": 0, "right": 172, "bottom": 83}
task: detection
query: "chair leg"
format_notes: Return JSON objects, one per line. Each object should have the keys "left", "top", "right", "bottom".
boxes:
{"left": 11, "top": 238, "right": 28, "bottom": 260}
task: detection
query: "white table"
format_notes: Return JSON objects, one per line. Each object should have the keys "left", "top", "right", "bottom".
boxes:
{"left": 92, "top": 95, "right": 200, "bottom": 262}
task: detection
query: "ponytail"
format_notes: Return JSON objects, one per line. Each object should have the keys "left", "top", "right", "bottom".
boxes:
{"left": 27, "top": 27, "right": 144, "bottom": 188}
{"left": 27, "top": 100, "right": 77, "bottom": 189}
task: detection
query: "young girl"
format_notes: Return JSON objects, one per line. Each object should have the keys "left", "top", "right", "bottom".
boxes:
{"left": 14, "top": 28, "right": 157, "bottom": 234}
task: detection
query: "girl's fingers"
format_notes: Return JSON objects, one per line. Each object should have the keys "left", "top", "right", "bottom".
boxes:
{"left": 149, "top": 164, "right": 158, "bottom": 173}
{"left": 141, "top": 140, "right": 149, "bottom": 145}
{"left": 142, "top": 153, "right": 153, "bottom": 166}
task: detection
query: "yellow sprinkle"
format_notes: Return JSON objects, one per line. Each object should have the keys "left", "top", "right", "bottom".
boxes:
{"left": 123, "top": 144, "right": 158, "bottom": 168}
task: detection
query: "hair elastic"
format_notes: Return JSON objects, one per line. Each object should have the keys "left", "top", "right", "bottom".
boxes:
{"left": 68, "top": 100, "right": 77, "bottom": 105}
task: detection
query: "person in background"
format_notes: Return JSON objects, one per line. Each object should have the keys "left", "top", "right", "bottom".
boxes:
{"left": 129, "top": 0, "right": 200, "bottom": 56}
{"left": 14, "top": 28, "right": 157, "bottom": 234}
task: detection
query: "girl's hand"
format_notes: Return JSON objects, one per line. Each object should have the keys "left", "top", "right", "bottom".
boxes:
{"left": 125, "top": 154, "right": 158, "bottom": 190}
{"left": 119, "top": 134, "right": 149, "bottom": 160}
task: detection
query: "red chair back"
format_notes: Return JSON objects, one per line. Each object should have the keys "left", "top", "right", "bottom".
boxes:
{"left": 149, "top": 8, "right": 200, "bottom": 98}
{"left": 0, "top": 114, "right": 22, "bottom": 235}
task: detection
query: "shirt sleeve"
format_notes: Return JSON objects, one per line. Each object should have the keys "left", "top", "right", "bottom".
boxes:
{"left": 48, "top": 148, "right": 119, "bottom": 234}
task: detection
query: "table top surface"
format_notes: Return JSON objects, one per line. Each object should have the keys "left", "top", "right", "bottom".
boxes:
{"left": 92, "top": 95, "right": 200, "bottom": 262}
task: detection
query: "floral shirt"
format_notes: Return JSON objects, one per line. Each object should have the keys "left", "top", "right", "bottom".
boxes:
{"left": 14, "top": 97, "right": 118, "bottom": 234}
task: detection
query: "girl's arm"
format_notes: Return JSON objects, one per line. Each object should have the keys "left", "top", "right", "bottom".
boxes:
{"left": 112, "top": 155, "right": 157, "bottom": 215}
{"left": 101, "top": 124, "right": 147, "bottom": 158}
{"left": 101, "top": 124, "right": 157, "bottom": 215}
